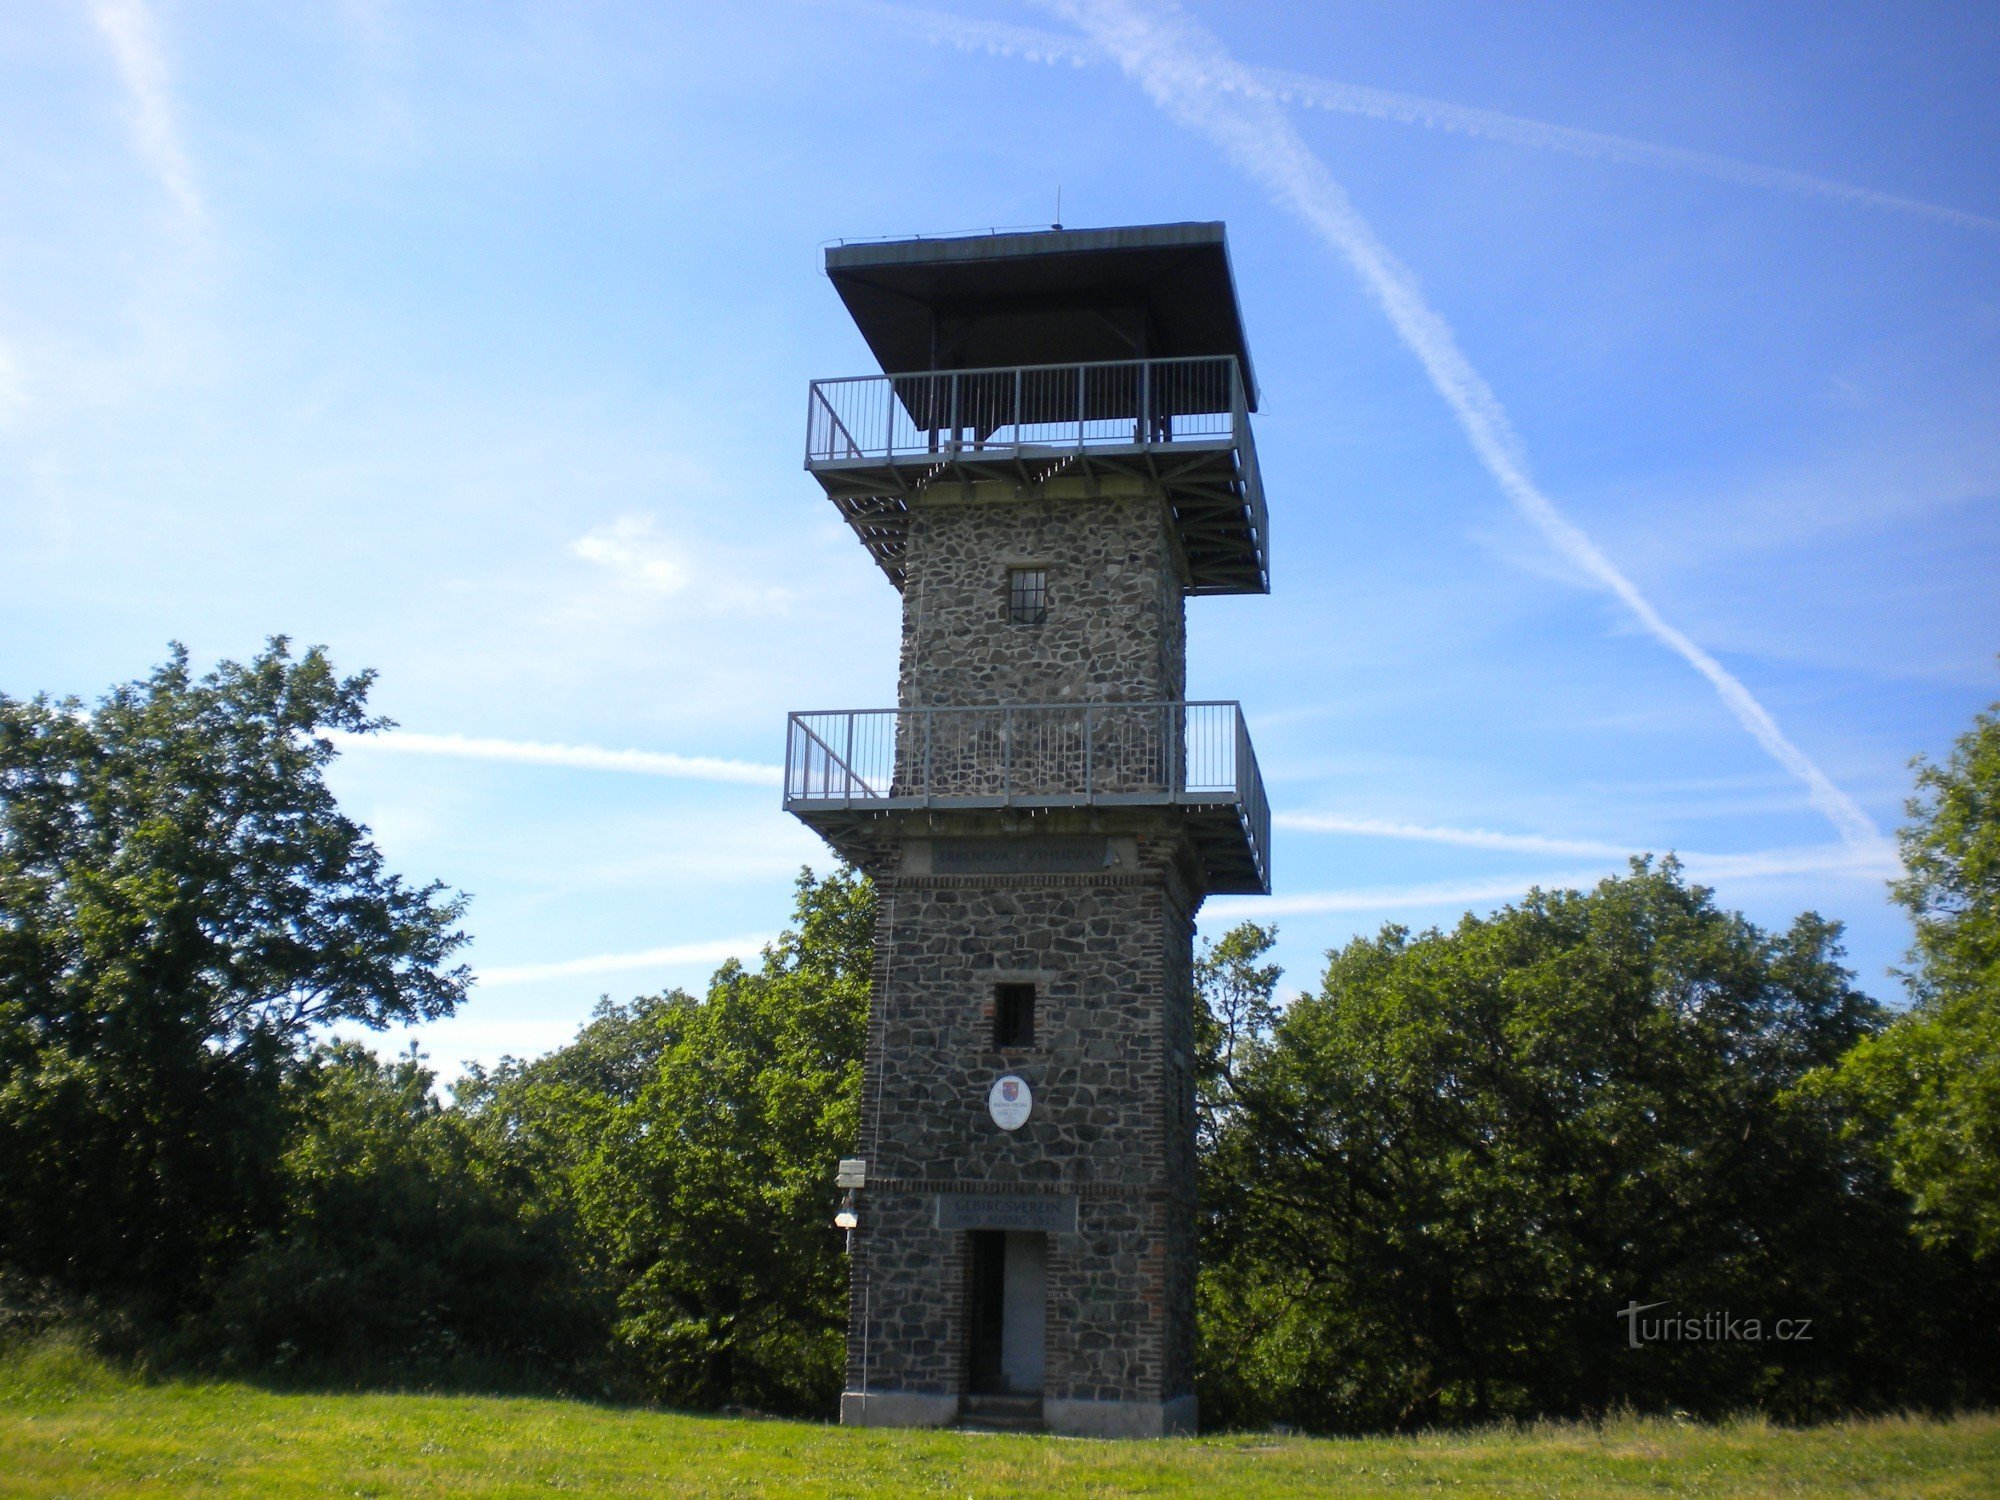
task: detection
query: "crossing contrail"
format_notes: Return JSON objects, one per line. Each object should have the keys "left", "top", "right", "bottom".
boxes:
{"left": 1045, "top": 0, "right": 1886, "bottom": 854}
{"left": 1195, "top": 64, "right": 2000, "bottom": 236}
{"left": 833, "top": 1, "right": 1999, "bottom": 235}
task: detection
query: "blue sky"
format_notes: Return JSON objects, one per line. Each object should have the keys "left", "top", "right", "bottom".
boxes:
{"left": 3, "top": 0, "right": 1995, "bottom": 1071}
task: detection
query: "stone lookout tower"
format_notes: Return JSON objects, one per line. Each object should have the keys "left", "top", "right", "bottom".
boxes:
{"left": 784, "top": 222, "right": 1270, "bottom": 1438}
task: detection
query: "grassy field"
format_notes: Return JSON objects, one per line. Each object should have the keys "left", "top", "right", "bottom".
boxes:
{"left": 3, "top": 1339, "right": 1996, "bottom": 1498}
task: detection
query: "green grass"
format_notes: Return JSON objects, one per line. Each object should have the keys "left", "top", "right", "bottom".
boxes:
{"left": 3, "top": 1339, "right": 1995, "bottom": 1497}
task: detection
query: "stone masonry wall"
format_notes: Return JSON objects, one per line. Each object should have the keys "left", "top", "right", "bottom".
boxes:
{"left": 846, "top": 835, "right": 1198, "bottom": 1405}
{"left": 897, "top": 488, "right": 1188, "bottom": 710}
{"left": 862, "top": 873, "right": 1172, "bottom": 1187}
{"left": 841, "top": 479, "right": 1209, "bottom": 1416}
{"left": 1159, "top": 886, "right": 1199, "bottom": 1399}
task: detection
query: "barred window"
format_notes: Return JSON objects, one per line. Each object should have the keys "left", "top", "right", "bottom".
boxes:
{"left": 995, "top": 983, "right": 1036, "bottom": 1048}
{"left": 1007, "top": 568, "right": 1047, "bottom": 626}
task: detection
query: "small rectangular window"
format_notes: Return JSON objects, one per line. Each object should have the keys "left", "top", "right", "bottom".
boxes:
{"left": 995, "top": 982, "right": 1036, "bottom": 1048}
{"left": 1008, "top": 568, "right": 1047, "bottom": 626}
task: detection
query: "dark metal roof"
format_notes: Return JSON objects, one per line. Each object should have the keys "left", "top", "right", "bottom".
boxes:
{"left": 825, "top": 222, "right": 1258, "bottom": 410}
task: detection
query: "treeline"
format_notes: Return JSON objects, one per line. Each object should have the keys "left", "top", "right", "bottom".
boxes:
{"left": 2, "top": 643, "right": 1996, "bottom": 1429}
{"left": 1196, "top": 877, "right": 1994, "bottom": 1428}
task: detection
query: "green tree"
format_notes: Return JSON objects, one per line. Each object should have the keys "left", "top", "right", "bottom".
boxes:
{"left": 1193, "top": 921, "right": 1281, "bottom": 1149}
{"left": 462, "top": 866, "right": 873, "bottom": 1413}
{"left": 0, "top": 641, "right": 468, "bottom": 1313}
{"left": 1825, "top": 697, "right": 2000, "bottom": 1259}
{"left": 1196, "top": 860, "right": 1971, "bottom": 1432}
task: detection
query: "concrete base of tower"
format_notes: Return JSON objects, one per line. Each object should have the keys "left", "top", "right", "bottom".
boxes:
{"left": 1045, "top": 1394, "right": 1198, "bottom": 1439}
{"left": 839, "top": 1390, "right": 959, "bottom": 1428}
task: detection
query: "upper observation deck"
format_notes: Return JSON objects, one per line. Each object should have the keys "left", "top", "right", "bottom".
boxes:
{"left": 806, "top": 224, "right": 1270, "bottom": 596}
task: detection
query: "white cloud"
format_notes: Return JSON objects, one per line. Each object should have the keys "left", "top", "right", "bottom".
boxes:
{"left": 331, "top": 729, "right": 783, "bottom": 785}
{"left": 84, "top": 0, "right": 205, "bottom": 229}
{"left": 571, "top": 512, "right": 693, "bottom": 595}
{"left": 478, "top": 935, "right": 769, "bottom": 987}
{"left": 838, "top": 1, "right": 1999, "bottom": 234}
{"left": 572, "top": 512, "right": 696, "bottom": 592}
{"left": 567, "top": 511, "right": 793, "bottom": 617}
{"left": 1048, "top": 0, "right": 1887, "bottom": 859}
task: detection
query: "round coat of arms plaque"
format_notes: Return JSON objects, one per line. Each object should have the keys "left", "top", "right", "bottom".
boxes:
{"left": 987, "top": 1073, "right": 1032, "bottom": 1131}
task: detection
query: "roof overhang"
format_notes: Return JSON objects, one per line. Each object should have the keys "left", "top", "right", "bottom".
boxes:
{"left": 825, "top": 222, "right": 1258, "bottom": 410}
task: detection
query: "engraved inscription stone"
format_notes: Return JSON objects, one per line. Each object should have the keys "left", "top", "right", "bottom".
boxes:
{"left": 933, "top": 836, "right": 1110, "bottom": 875}
{"left": 935, "top": 1193, "right": 1079, "bottom": 1234}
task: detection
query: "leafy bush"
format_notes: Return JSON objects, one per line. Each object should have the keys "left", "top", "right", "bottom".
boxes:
{"left": 197, "top": 1043, "right": 609, "bottom": 1393}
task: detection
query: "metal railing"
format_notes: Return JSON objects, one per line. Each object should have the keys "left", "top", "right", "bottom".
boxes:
{"left": 784, "top": 700, "right": 1270, "bottom": 887}
{"left": 806, "top": 355, "right": 1249, "bottom": 464}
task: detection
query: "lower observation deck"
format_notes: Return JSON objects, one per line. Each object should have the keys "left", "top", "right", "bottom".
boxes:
{"left": 806, "top": 355, "right": 1268, "bottom": 596}
{"left": 783, "top": 701, "right": 1270, "bottom": 896}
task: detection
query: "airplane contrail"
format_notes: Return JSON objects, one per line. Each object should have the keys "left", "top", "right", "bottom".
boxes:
{"left": 1045, "top": 0, "right": 1886, "bottom": 855}
{"left": 832, "top": 1, "right": 1999, "bottom": 235}
{"left": 1211, "top": 842, "right": 1899, "bottom": 921}
{"left": 84, "top": 0, "right": 205, "bottom": 229}
{"left": 1273, "top": 813, "right": 1902, "bottom": 874}
{"left": 479, "top": 935, "right": 771, "bottom": 987}
{"left": 1275, "top": 813, "right": 1639, "bottom": 860}
{"left": 329, "top": 729, "right": 783, "bottom": 786}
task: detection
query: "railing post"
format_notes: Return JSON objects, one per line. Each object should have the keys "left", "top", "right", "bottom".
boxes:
{"left": 1177, "top": 702, "right": 1187, "bottom": 793}
{"left": 1075, "top": 362, "right": 1085, "bottom": 443}
{"left": 1137, "top": 359, "right": 1149, "bottom": 445}
{"left": 1224, "top": 708, "right": 1240, "bottom": 812}
{"left": 1002, "top": 705, "right": 1012, "bottom": 801}
{"left": 923, "top": 708, "right": 933, "bottom": 803}
{"left": 949, "top": 371, "right": 960, "bottom": 451}
{"left": 1083, "top": 703, "right": 1093, "bottom": 802}
{"left": 1014, "top": 366, "right": 1023, "bottom": 441}
{"left": 843, "top": 713, "right": 857, "bottom": 802}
